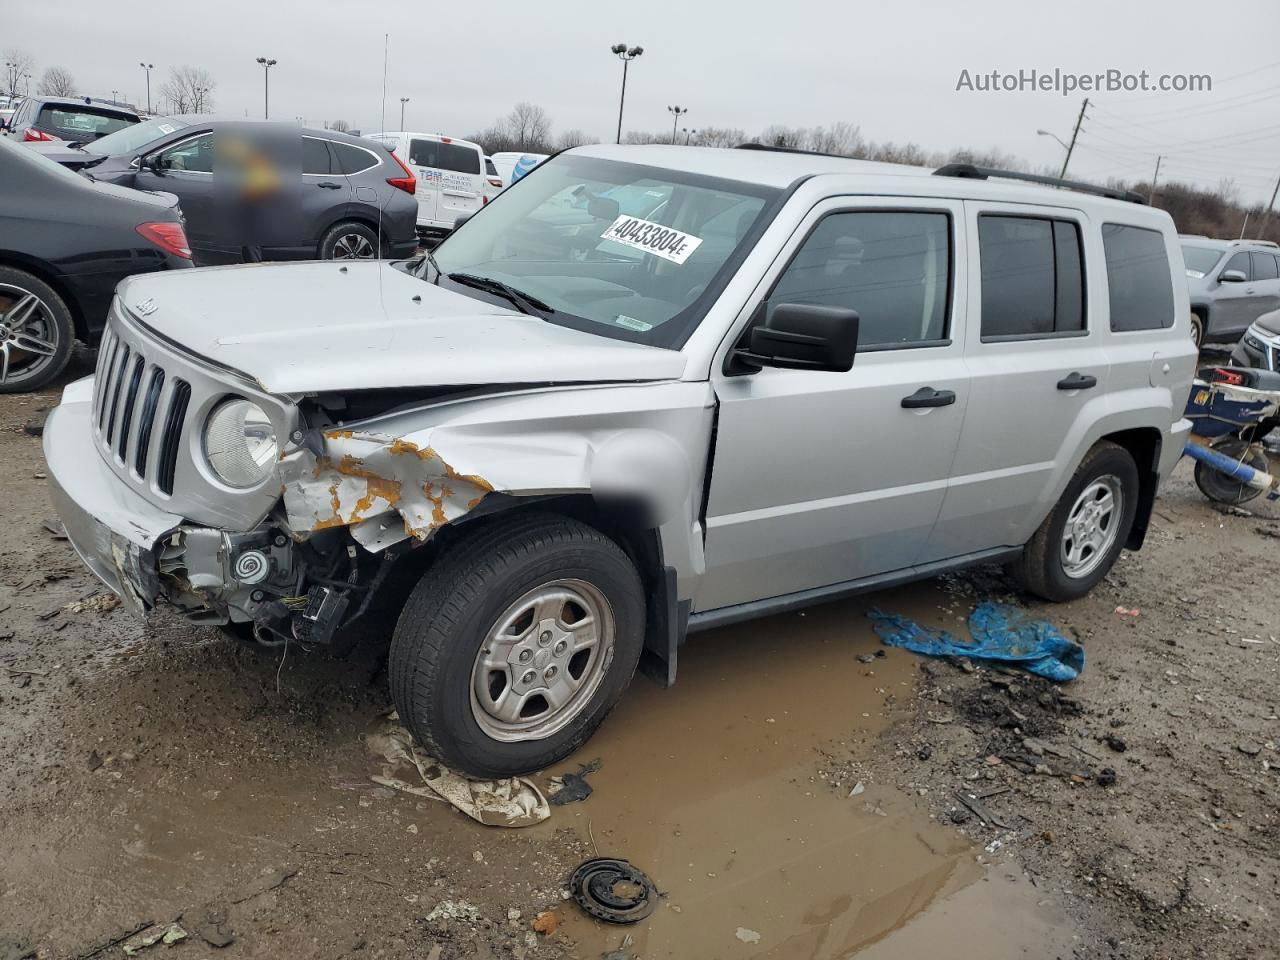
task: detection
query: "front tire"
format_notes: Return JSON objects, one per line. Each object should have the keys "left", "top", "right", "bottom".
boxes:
{"left": 0, "top": 267, "right": 74, "bottom": 393}
{"left": 1010, "top": 441, "right": 1139, "bottom": 602}
{"left": 389, "top": 514, "right": 645, "bottom": 778}
{"left": 1190, "top": 313, "right": 1205, "bottom": 349}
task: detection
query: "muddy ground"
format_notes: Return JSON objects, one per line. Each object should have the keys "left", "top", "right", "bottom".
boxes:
{"left": 1, "top": 355, "right": 1278, "bottom": 960}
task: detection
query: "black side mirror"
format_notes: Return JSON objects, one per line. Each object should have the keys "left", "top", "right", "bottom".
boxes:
{"left": 732, "top": 303, "right": 860, "bottom": 374}
{"left": 144, "top": 153, "right": 165, "bottom": 175}
{"left": 1219, "top": 269, "right": 1247, "bottom": 283}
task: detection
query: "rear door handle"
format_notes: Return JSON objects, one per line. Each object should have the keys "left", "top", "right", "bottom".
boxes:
{"left": 901, "top": 386, "right": 956, "bottom": 409}
{"left": 1057, "top": 372, "right": 1098, "bottom": 390}
{"left": 317, "top": 180, "right": 343, "bottom": 189}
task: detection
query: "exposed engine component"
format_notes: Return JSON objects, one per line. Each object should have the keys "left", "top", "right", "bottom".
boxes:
{"left": 568, "top": 858, "right": 658, "bottom": 924}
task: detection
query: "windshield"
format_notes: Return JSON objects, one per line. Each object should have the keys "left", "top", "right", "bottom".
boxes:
{"left": 430, "top": 154, "right": 780, "bottom": 348}
{"left": 1181, "top": 244, "right": 1224, "bottom": 277}
{"left": 82, "top": 115, "right": 193, "bottom": 156}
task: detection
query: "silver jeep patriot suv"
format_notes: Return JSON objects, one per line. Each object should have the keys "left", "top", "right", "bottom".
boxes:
{"left": 43, "top": 145, "right": 1197, "bottom": 776}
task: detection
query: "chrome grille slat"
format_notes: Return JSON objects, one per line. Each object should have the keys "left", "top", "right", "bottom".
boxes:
{"left": 134, "top": 367, "right": 166, "bottom": 477}
{"left": 96, "top": 331, "right": 120, "bottom": 434}
{"left": 117, "top": 355, "right": 146, "bottom": 462}
{"left": 104, "top": 345, "right": 131, "bottom": 446}
{"left": 157, "top": 379, "right": 191, "bottom": 496}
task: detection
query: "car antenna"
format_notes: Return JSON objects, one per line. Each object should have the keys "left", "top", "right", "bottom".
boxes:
{"left": 376, "top": 31, "right": 388, "bottom": 312}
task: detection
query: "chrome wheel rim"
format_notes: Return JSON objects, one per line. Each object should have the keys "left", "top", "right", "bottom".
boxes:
{"left": 1060, "top": 476, "right": 1123, "bottom": 579}
{"left": 470, "top": 579, "right": 614, "bottom": 743}
{"left": 0, "top": 283, "right": 59, "bottom": 386}
{"left": 331, "top": 233, "right": 375, "bottom": 259}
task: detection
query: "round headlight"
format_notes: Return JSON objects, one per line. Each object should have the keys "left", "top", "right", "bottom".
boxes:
{"left": 203, "top": 398, "right": 278, "bottom": 488}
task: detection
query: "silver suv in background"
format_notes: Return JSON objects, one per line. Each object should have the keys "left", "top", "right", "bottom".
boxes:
{"left": 1180, "top": 237, "right": 1280, "bottom": 346}
{"left": 42, "top": 146, "right": 1196, "bottom": 777}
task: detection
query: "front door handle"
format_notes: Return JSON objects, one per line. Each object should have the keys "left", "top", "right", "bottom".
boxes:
{"left": 317, "top": 180, "right": 343, "bottom": 189}
{"left": 901, "top": 386, "right": 956, "bottom": 409}
{"left": 1057, "top": 372, "right": 1098, "bottom": 390}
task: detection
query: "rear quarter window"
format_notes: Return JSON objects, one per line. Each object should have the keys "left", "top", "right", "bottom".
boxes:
{"left": 1102, "top": 223, "right": 1175, "bottom": 332}
{"left": 330, "top": 141, "right": 379, "bottom": 175}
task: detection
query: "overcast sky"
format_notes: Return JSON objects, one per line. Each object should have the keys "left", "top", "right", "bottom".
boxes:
{"left": 8, "top": 0, "right": 1280, "bottom": 206}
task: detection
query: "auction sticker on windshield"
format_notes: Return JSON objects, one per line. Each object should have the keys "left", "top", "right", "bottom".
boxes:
{"left": 601, "top": 216, "right": 703, "bottom": 264}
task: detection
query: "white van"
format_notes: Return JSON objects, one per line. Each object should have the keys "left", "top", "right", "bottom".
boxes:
{"left": 366, "top": 131, "right": 487, "bottom": 237}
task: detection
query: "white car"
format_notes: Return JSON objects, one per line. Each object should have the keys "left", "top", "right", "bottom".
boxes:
{"left": 483, "top": 156, "right": 504, "bottom": 203}
{"left": 367, "top": 131, "right": 487, "bottom": 239}
{"left": 491, "top": 151, "right": 548, "bottom": 189}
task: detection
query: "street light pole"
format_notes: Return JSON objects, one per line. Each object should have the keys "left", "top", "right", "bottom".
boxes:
{"left": 683, "top": 127, "right": 697, "bottom": 146}
{"left": 667, "top": 105, "right": 688, "bottom": 144}
{"left": 610, "top": 43, "right": 643, "bottom": 144}
{"left": 139, "top": 63, "right": 153, "bottom": 114}
{"left": 256, "top": 57, "right": 277, "bottom": 119}
{"left": 400, "top": 97, "right": 409, "bottom": 130}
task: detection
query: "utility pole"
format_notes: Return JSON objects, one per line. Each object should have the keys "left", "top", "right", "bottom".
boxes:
{"left": 1148, "top": 155, "right": 1162, "bottom": 204}
{"left": 610, "top": 44, "right": 643, "bottom": 144}
{"left": 256, "top": 57, "right": 277, "bottom": 119}
{"left": 683, "top": 127, "right": 696, "bottom": 145}
{"left": 399, "top": 97, "right": 409, "bottom": 130}
{"left": 667, "top": 105, "right": 688, "bottom": 144}
{"left": 1257, "top": 171, "right": 1280, "bottom": 240}
{"left": 139, "top": 63, "right": 153, "bottom": 114}
{"left": 1060, "top": 97, "right": 1089, "bottom": 179}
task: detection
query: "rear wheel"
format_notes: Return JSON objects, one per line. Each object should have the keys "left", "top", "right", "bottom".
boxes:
{"left": 319, "top": 222, "right": 381, "bottom": 260}
{"left": 1190, "top": 313, "right": 1205, "bottom": 349}
{"left": 0, "top": 268, "right": 74, "bottom": 393}
{"left": 1010, "top": 442, "right": 1139, "bottom": 602}
{"left": 388, "top": 514, "right": 645, "bottom": 778}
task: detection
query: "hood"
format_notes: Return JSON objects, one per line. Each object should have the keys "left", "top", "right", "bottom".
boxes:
{"left": 116, "top": 262, "right": 687, "bottom": 394}
{"left": 1255, "top": 308, "right": 1280, "bottom": 337}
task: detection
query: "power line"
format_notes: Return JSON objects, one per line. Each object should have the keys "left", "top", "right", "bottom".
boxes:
{"left": 1104, "top": 56, "right": 1280, "bottom": 104}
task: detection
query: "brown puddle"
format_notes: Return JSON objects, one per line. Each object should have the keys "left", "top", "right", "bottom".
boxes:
{"left": 553, "top": 582, "right": 1075, "bottom": 959}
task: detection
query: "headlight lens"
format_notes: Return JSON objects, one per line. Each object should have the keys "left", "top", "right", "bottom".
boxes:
{"left": 203, "top": 398, "right": 278, "bottom": 488}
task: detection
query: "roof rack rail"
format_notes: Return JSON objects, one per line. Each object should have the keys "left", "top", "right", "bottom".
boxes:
{"left": 735, "top": 142, "right": 848, "bottom": 160}
{"left": 1230, "top": 238, "right": 1279, "bottom": 248}
{"left": 932, "top": 163, "right": 1147, "bottom": 205}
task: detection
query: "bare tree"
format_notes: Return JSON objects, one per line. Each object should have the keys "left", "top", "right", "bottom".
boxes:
{"left": 507, "top": 102, "right": 551, "bottom": 151}
{"left": 692, "top": 127, "right": 746, "bottom": 148}
{"left": 556, "top": 128, "right": 593, "bottom": 150}
{"left": 37, "top": 66, "right": 76, "bottom": 97}
{"left": 329, "top": 119, "right": 351, "bottom": 133}
{"left": 159, "top": 66, "right": 216, "bottom": 114}
{"left": 3, "top": 48, "right": 34, "bottom": 97}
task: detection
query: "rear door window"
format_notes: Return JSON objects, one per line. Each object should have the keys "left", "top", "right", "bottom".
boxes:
{"left": 1102, "top": 223, "right": 1176, "bottom": 331}
{"left": 330, "top": 141, "right": 378, "bottom": 175}
{"left": 301, "top": 137, "right": 335, "bottom": 175}
{"left": 978, "top": 215, "right": 1086, "bottom": 339}
{"left": 437, "top": 142, "right": 480, "bottom": 175}
{"left": 1251, "top": 252, "right": 1279, "bottom": 280}
{"left": 37, "top": 104, "right": 136, "bottom": 140}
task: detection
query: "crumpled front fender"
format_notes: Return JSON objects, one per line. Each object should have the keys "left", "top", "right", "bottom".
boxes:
{"left": 279, "top": 423, "right": 693, "bottom": 552}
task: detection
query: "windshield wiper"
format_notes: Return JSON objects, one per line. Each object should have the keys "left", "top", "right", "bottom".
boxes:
{"left": 446, "top": 272, "right": 554, "bottom": 318}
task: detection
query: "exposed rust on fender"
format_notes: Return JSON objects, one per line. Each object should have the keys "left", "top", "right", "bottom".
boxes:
{"left": 325, "top": 429, "right": 355, "bottom": 439}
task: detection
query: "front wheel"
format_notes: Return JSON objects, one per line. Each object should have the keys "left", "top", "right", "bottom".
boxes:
{"left": 1010, "top": 441, "right": 1139, "bottom": 602}
{"left": 388, "top": 514, "right": 645, "bottom": 778}
{"left": 1190, "top": 313, "right": 1205, "bottom": 349}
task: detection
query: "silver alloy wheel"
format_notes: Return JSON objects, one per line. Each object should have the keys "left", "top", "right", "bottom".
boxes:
{"left": 1190, "top": 314, "right": 1204, "bottom": 349}
{"left": 0, "top": 284, "right": 59, "bottom": 387}
{"left": 470, "top": 578, "right": 615, "bottom": 743}
{"left": 330, "top": 232, "right": 376, "bottom": 259}
{"left": 1060, "top": 475, "right": 1124, "bottom": 579}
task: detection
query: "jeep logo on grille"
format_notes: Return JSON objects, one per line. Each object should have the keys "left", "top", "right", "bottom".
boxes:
{"left": 134, "top": 298, "right": 158, "bottom": 317}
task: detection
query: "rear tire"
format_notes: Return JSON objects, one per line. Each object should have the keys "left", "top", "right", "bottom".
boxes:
{"left": 0, "top": 267, "right": 74, "bottom": 393}
{"left": 388, "top": 514, "right": 645, "bottom": 778}
{"left": 1010, "top": 441, "right": 1139, "bottom": 602}
{"left": 1190, "top": 313, "right": 1205, "bottom": 349}
{"left": 319, "top": 222, "right": 381, "bottom": 260}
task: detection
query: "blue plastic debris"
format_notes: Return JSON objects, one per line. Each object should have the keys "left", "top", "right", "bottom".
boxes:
{"left": 868, "top": 602, "right": 1085, "bottom": 682}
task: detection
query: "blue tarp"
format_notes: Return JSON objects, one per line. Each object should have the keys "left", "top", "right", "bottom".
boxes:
{"left": 868, "top": 602, "right": 1085, "bottom": 682}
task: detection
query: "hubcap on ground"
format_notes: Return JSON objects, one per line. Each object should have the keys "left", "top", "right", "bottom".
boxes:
{"left": 1060, "top": 475, "right": 1123, "bottom": 579}
{"left": 0, "top": 284, "right": 58, "bottom": 386}
{"left": 331, "top": 233, "right": 375, "bottom": 259}
{"left": 470, "top": 579, "right": 614, "bottom": 743}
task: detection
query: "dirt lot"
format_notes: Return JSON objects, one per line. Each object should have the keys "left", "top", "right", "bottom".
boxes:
{"left": 1, "top": 360, "right": 1278, "bottom": 960}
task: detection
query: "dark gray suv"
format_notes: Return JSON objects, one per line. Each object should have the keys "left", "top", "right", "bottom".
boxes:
{"left": 31, "top": 118, "right": 419, "bottom": 265}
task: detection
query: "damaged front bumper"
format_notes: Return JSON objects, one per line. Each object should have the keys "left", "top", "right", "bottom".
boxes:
{"left": 43, "top": 385, "right": 180, "bottom": 615}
